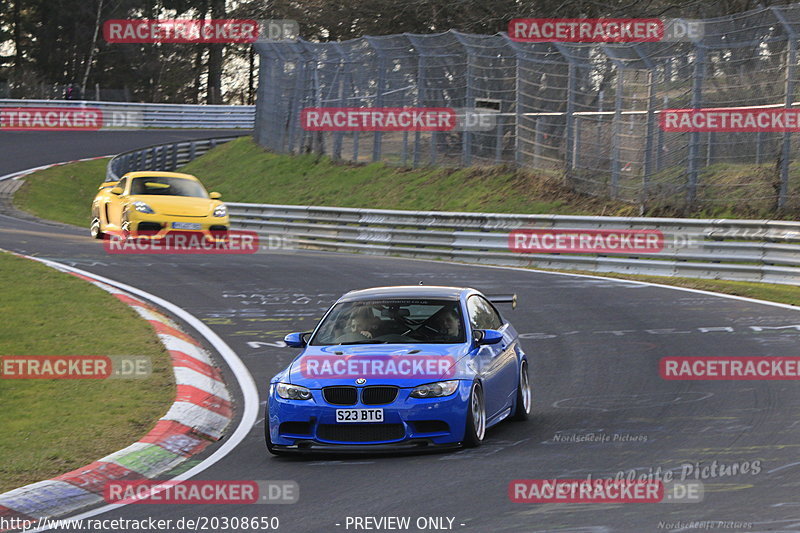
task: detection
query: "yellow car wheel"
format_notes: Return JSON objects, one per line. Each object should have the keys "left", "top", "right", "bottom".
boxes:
{"left": 90, "top": 218, "right": 103, "bottom": 239}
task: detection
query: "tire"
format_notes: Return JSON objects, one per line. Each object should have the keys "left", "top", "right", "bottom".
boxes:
{"left": 511, "top": 360, "right": 531, "bottom": 421}
{"left": 90, "top": 218, "right": 103, "bottom": 239}
{"left": 121, "top": 219, "right": 131, "bottom": 240}
{"left": 463, "top": 382, "right": 486, "bottom": 448}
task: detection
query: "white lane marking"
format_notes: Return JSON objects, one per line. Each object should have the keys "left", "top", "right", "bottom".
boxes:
{"left": 12, "top": 257, "right": 260, "bottom": 532}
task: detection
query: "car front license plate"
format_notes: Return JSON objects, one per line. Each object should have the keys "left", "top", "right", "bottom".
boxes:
{"left": 172, "top": 222, "right": 202, "bottom": 230}
{"left": 336, "top": 408, "right": 384, "bottom": 423}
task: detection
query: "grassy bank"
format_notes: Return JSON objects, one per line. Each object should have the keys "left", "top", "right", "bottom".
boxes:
{"left": 0, "top": 252, "right": 174, "bottom": 492}
{"left": 179, "top": 137, "right": 639, "bottom": 216}
{"left": 15, "top": 137, "right": 800, "bottom": 224}
{"left": 13, "top": 157, "right": 110, "bottom": 228}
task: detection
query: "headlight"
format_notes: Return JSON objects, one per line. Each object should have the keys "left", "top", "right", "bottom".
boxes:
{"left": 133, "top": 201, "right": 154, "bottom": 214}
{"left": 213, "top": 204, "right": 227, "bottom": 217}
{"left": 276, "top": 382, "right": 312, "bottom": 400}
{"left": 410, "top": 380, "right": 459, "bottom": 398}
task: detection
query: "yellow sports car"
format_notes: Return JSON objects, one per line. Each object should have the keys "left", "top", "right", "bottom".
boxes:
{"left": 90, "top": 171, "right": 229, "bottom": 239}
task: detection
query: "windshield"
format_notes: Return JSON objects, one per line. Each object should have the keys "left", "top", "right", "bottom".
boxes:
{"left": 310, "top": 299, "right": 465, "bottom": 345}
{"left": 130, "top": 176, "right": 208, "bottom": 198}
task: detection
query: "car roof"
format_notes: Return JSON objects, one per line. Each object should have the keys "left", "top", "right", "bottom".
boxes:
{"left": 122, "top": 171, "right": 200, "bottom": 181}
{"left": 338, "top": 285, "right": 470, "bottom": 302}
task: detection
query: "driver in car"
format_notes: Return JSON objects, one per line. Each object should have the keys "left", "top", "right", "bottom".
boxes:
{"left": 438, "top": 311, "right": 462, "bottom": 340}
{"left": 335, "top": 307, "right": 377, "bottom": 343}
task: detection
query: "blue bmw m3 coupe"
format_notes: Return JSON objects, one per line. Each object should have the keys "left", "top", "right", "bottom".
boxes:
{"left": 265, "top": 285, "right": 530, "bottom": 454}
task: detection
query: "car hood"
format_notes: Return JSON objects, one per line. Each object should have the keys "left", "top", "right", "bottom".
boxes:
{"left": 287, "top": 343, "right": 470, "bottom": 388}
{"left": 130, "top": 195, "right": 217, "bottom": 217}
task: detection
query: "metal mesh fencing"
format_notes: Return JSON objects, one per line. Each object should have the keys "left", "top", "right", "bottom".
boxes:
{"left": 254, "top": 5, "right": 800, "bottom": 211}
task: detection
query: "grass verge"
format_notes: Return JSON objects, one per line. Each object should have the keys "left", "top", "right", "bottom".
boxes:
{"left": 13, "top": 157, "right": 110, "bottom": 229}
{"left": 0, "top": 252, "right": 174, "bottom": 493}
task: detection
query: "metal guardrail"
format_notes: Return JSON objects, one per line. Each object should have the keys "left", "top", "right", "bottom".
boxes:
{"left": 101, "top": 135, "right": 800, "bottom": 286}
{"left": 106, "top": 135, "right": 246, "bottom": 181}
{"left": 227, "top": 203, "right": 800, "bottom": 286}
{"left": 0, "top": 99, "right": 254, "bottom": 129}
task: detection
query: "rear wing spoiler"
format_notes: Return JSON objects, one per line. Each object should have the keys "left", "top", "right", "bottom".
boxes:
{"left": 487, "top": 294, "right": 517, "bottom": 310}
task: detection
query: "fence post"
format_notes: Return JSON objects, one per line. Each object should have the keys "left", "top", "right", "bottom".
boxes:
{"left": 772, "top": 6, "right": 796, "bottom": 210}
{"left": 565, "top": 61, "right": 577, "bottom": 180}
{"left": 372, "top": 50, "right": 387, "bottom": 163}
{"left": 657, "top": 95, "right": 668, "bottom": 172}
{"left": 573, "top": 115, "right": 581, "bottom": 170}
{"left": 610, "top": 71, "right": 623, "bottom": 199}
{"left": 687, "top": 44, "right": 705, "bottom": 207}
{"left": 332, "top": 75, "right": 345, "bottom": 160}
{"left": 459, "top": 36, "right": 474, "bottom": 167}
{"left": 287, "top": 58, "right": 306, "bottom": 154}
{"left": 413, "top": 55, "right": 425, "bottom": 168}
{"left": 514, "top": 49, "right": 523, "bottom": 167}
{"left": 755, "top": 131, "right": 764, "bottom": 165}
{"left": 252, "top": 45, "right": 271, "bottom": 147}
{"left": 495, "top": 114, "right": 504, "bottom": 164}
{"left": 534, "top": 117, "right": 543, "bottom": 168}
{"left": 632, "top": 44, "right": 658, "bottom": 209}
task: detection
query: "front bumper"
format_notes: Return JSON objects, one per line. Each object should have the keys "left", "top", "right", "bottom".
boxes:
{"left": 269, "top": 440, "right": 461, "bottom": 455}
{"left": 268, "top": 381, "right": 472, "bottom": 450}
{"left": 128, "top": 212, "right": 229, "bottom": 238}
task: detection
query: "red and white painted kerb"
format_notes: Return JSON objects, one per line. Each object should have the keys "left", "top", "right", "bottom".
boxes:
{"left": 0, "top": 257, "right": 232, "bottom": 530}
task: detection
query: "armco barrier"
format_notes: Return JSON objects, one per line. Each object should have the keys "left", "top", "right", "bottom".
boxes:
{"left": 0, "top": 99, "right": 254, "bottom": 129}
{"left": 101, "top": 136, "right": 800, "bottom": 286}
{"left": 106, "top": 135, "right": 246, "bottom": 181}
{"left": 227, "top": 203, "right": 800, "bottom": 286}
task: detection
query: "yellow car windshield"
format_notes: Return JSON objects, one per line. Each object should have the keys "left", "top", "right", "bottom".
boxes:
{"left": 130, "top": 177, "right": 208, "bottom": 198}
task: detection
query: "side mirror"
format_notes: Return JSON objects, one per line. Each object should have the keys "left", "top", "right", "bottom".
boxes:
{"left": 210, "top": 192, "right": 222, "bottom": 199}
{"left": 284, "top": 332, "right": 311, "bottom": 348}
{"left": 474, "top": 329, "right": 503, "bottom": 345}
{"left": 110, "top": 187, "right": 123, "bottom": 195}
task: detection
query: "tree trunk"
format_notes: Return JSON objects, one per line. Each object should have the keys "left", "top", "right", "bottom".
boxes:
{"left": 80, "top": 0, "right": 104, "bottom": 99}
{"left": 12, "top": 0, "right": 22, "bottom": 74}
{"left": 206, "top": 0, "right": 225, "bottom": 104}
